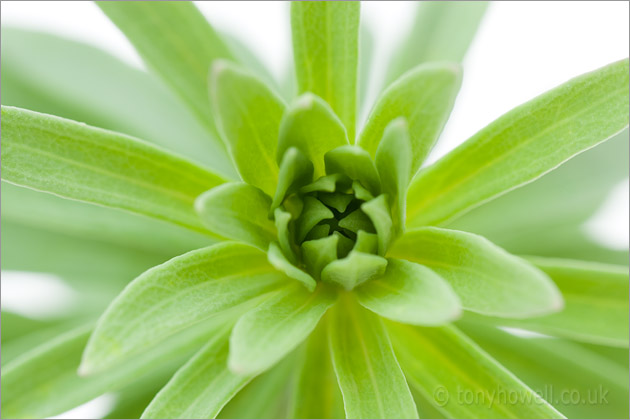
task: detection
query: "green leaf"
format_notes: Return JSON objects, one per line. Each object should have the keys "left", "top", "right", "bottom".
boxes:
{"left": 229, "top": 283, "right": 336, "bottom": 375}
{"left": 1, "top": 106, "right": 224, "bottom": 234}
{"left": 277, "top": 94, "right": 349, "bottom": 178}
{"left": 389, "top": 227, "right": 563, "bottom": 318}
{"left": 328, "top": 295, "right": 419, "bottom": 419}
{"left": 267, "top": 242, "right": 316, "bottom": 292}
{"left": 141, "top": 324, "right": 251, "bottom": 419}
{"left": 97, "top": 1, "right": 233, "bottom": 136}
{"left": 361, "top": 195, "right": 394, "bottom": 255}
{"left": 291, "top": 1, "right": 360, "bottom": 140}
{"left": 375, "top": 118, "right": 412, "bottom": 233}
{"left": 407, "top": 58, "right": 630, "bottom": 227}
{"left": 296, "top": 196, "right": 335, "bottom": 243}
{"left": 325, "top": 145, "right": 381, "bottom": 195}
{"left": 301, "top": 235, "right": 339, "bottom": 280}
{"left": 385, "top": 1, "right": 488, "bottom": 85}
{"left": 358, "top": 24, "right": 375, "bottom": 115}
{"left": 291, "top": 317, "right": 345, "bottom": 419}
{"left": 210, "top": 60, "right": 286, "bottom": 196}
{"left": 1, "top": 182, "right": 213, "bottom": 257}
{"left": 388, "top": 322, "right": 564, "bottom": 419}
{"left": 322, "top": 252, "right": 388, "bottom": 291}
{"left": 271, "top": 147, "right": 314, "bottom": 212}
{"left": 1, "top": 27, "right": 236, "bottom": 178}
{"left": 359, "top": 62, "right": 462, "bottom": 176}
{"left": 356, "top": 259, "right": 461, "bottom": 326}
{"left": 80, "top": 242, "right": 286, "bottom": 374}
{"left": 482, "top": 257, "right": 629, "bottom": 347}
{"left": 195, "top": 183, "right": 277, "bottom": 250}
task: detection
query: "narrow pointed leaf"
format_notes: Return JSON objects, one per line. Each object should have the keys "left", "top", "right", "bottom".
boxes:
{"left": 362, "top": 195, "right": 394, "bottom": 255}
{"left": 329, "top": 295, "right": 419, "bottom": 419}
{"left": 211, "top": 60, "right": 286, "bottom": 196}
{"left": 389, "top": 227, "right": 563, "bottom": 318}
{"left": 296, "top": 196, "right": 335, "bottom": 243}
{"left": 196, "top": 183, "right": 276, "bottom": 250}
{"left": 385, "top": 1, "right": 488, "bottom": 85}
{"left": 229, "top": 283, "right": 336, "bottom": 375}
{"left": 80, "top": 243, "right": 286, "bottom": 374}
{"left": 142, "top": 325, "right": 251, "bottom": 419}
{"left": 358, "top": 24, "right": 375, "bottom": 115}
{"left": 1, "top": 106, "right": 224, "bottom": 234}
{"left": 359, "top": 62, "right": 462, "bottom": 175}
{"left": 322, "top": 252, "right": 388, "bottom": 291}
{"left": 291, "top": 1, "right": 360, "bottom": 140}
{"left": 325, "top": 145, "right": 381, "bottom": 195}
{"left": 277, "top": 94, "right": 349, "bottom": 178}
{"left": 97, "top": 1, "right": 233, "bottom": 136}
{"left": 291, "top": 318, "right": 345, "bottom": 419}
{"left": 356, "top": 259, "right": 461, "bottom": 326}
{"left": 375, "top": 118, "right": 412, "bottom": 233}
{"left": 388, "top": 322, "right": 564, "bottom": 419}
{"left": 482, "top": 257, "right": 630, "bottom": 347}
{"left": 271, "top": 147, "right": 314, "bottom": 212}
{"left": 268, "top": 242, "right": 316, "bottom": 292}
{"left": 407, "top": 58, "right": 630, "bottom": 227}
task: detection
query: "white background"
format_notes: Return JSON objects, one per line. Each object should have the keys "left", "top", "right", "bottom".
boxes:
{"left": 1, "top": 2, "right": 629, "bottom": 418}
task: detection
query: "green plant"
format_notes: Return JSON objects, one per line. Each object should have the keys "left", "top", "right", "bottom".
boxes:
{"left": 1, "top": 1, "right": 628, "bottom": 419}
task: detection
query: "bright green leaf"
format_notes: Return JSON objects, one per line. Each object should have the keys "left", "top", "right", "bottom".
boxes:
{"left": 291, "top": 1, "right": 360, "bottom": 140}
{"left": 296, "top": 196, "right": 335, "bottom": 243}
{"left": 329, "top": 295, "right": 419, "bottom": 419}
{"left": 356, "top": 259, "right": 461, "bottom": 326}
{"left": 359, "top": 62, "right": 462, "bottom": 176}
{"left": 210, "top": 60, "right": 286, "bottom": 196}
{"left": 229, "top": 283, "right": 336, "bottom": 375}
{"left": 195, "top": 183, "right": 277, "bottom": 250}
{"left": 407, "top": 59, "right": 630, "bottom": 227}
{"left": 325, "top": 145, "right": 381, "bottom": 195}
{"left": 301, "top": 235, "right": 339, "bottom": 280}
{"left": 1, "top": 106, "right": 224, "bottom": 234}
{"left": 267, "top": 242, "right": 316, "bottom": 292}
{"left": 321, "top": 252, "right": 388, "bottom": 291}
{"left": 271, "top": 147, "right": 314, "bottom": 212}
{"left": 388, "top": 322, "right": 564, "bottom": 418}
{"left": 362, "top": 195, "right": 393, "bottom": 255}
{"left": 389, "top": 227, "right": 563, "bottom": 318}
{"left": 80, "top": 243, "right": 286, "bottom": 374}
{"left": 277, "top": 93, "right": 349, "bottom": 178}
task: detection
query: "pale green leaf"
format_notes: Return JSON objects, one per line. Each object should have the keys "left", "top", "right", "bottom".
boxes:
{"left": 385, "top": 1, "right": 488, "bottom": 85}
{"left": 361, "top": 195, "right": 393, "bottom": 255}
{"left": 329, "top": 295, "right": 419, "bottom": 419}
{"left": 229, "top": 283, "right": 336, "bottom": 375}
{"left": 321, "top": 252, "right": 388, "bottom": 291}
{"left": 301, "top": 235, "right": 339, "bottom": 280}
{"left": 1, "top": 27, "right": 236, "bottom": 177}
{"left": 271, "top": 147, "right": 314, "bottom": 212}
{"left": 358, "top": 24, "right": 375, "bottom": 115}
{"left": 1, "top": 106, "right": 224, "bottom": 234}
{"left": 291, "top": 1, "right": 360, "bottom": 140}
{"left": 277, "top": 93, "right": 349, "bottom": 178}
{"left": 195, "top": 183, "right": 276, "bottom": 250}
{"left": 296, "top": 196, "right": 335, "bottom": 243}
{"left": 356, "top": 259, "right": 461, "bottom": 326}
{"left": 267, "top": 242, "right": 316, "bottom": 292}
{"left": 80, "top": 243, "right": 286, "bottom": 374}
{"left": 359, "top": 62, "right": 462, "bottom": 176}
{"left": 325, "top": 145, "right": 381, "bottom": 195}
{"left": 142, "top": 324, "right": 251, "bottom": 419}
{"left": 210, "top": 60, "right": 286, "bottom": 196}
{"left": 389, "top": 227, "right": 563, "bottom": 318}
{"left": 388, "top": 322, "right": 564, "bottom": 419}
{"left": 482, "top": 257, "right": 630, "bottom": 347}
{"left": 291, "top": 317, "right": 345, "bottom": 419}
{"left": 375, "top": 118, "right": 412, "bottom": 233}
{"left": 97, "top": 1, "right": 233, "bottom": 136}
{"left": 407, "top": 59, "right": 630, "bottom": 227}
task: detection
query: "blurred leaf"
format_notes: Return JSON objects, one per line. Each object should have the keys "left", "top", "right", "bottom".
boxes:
{"left": 142, "top": 324, "right": 251, "bottom": 419}
{"left": 211, "top": 60, "right": 286, "bottom": 196}
{"left": 459, "top": 323, "right": 629, "bottom": 419}
{"left": 407, "top": 59, "right": 630, "bottom": 227}
{"left": 359, "top": 62, "right": 462, "bottom": 176}
{"left": 385, "top": 1, "right": 488, "bottom": 85}
{"left": 290, "top": 318, "right": 345, "bottom": 419}
{"left": 267, "top": 242, "right": 316, "bottom": 292}
{"left": 97, "top": 1, "right": 232, "bottom": 137}
{"left": 476, "top": 257, "right": 629, "bottom": 347}
{"left": 196, "top": 183, "right": 277, "bottom": 250}
{"left": 389, "top": 228, "right": 563, "bottom": 318}
{"left": 0, "top": 27, "right": 236, "bottom": 178}
{"left": 80, "top": 243, "right": 286, "bottom": 374}
{"left": 388, "top": 322, "right": 564, "bottom": 418}
{"left": 328, "top": 295, "right": 419, "bottom": 419}
{"left": 1, "top": 106, "right": 224, "bottom": 234}
{"left": 221, "top": 32, "right": 277, "bottom": 91}
{"left": 358, "top": 24, "right": 375, "bottom": 115}
{"left": 278, "top": 94, "right": 349, "bottom": 178}
{"left": 356, "top": 259, "right": 461, "bottom": 326}
{"left": 229, "top": 283, "right": 336, "bottom": 375}
{"left": 291, "top": 1, "right": 360, "bottom": 140}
